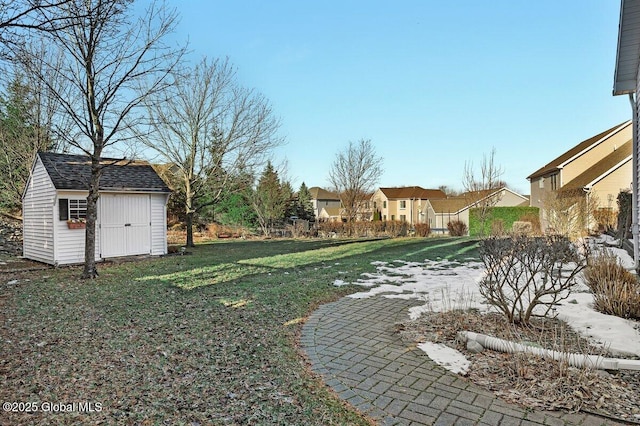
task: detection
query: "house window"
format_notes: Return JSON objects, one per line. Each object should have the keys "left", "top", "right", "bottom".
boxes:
{"left": 383, "top": 201, "right": 387, "bottom": 208}
{"left": 383, "top": 215, "right": 387, "bottom": 221}
{"left": 391, "top": 215, "right": 395, "bottom": 221}
{"left": 400, "top": 200, "right": 406, "bottom": 209}
{"left": 551, "top": 174, "right": 558, "bottom": 190}
{"left": 59, "top": 198, "right": 87, "bottom": 221}
{"left": 373, "top": 201, "right": 377, "bottom": 209}
{"left": 538, "top": 178, "right": 544, "bottom": 189}
{"left": 400, "top": 214, "right": 406, "bottom": 222}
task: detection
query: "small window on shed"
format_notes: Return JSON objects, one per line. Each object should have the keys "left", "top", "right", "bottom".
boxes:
{"left": 59, "top": 199, "right": 69, "bottom": 221}
{"left": 69, "top": 199, "right": 87, "bottom": 220}
{"left": 59, "top": 198, "right": 87, "bottom": 220}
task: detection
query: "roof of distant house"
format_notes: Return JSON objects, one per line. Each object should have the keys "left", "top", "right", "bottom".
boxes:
{"left": 309, "top": 186, "right": 340, "bottom": 200}
{"left": 429, "top": 187, "right": 527, "bottom": 214}
{"left": 319, "top": 207, "right": 342, "bottom": 217}
{"left": 527, "top": 121, "right": 631, "bottom": 180}
{"left": 561, "top": 140, "right": 632, "bottom": 191}
{"left": 429, "top": 198, "right": 469, "bottom": 214}
{"left": 378, "top": 186, "right": 446, "bottom": 200}
{"left": 37, "top": 152, "right": 171, "bottom": 192}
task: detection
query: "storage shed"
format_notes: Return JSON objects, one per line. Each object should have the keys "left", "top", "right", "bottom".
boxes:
{"left": 22, "top": 152, "right": 171, "bottom": 265}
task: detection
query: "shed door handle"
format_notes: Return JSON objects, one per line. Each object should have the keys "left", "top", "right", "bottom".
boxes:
{"left": 124, "top": 223, "right": 131, "bottom": 227}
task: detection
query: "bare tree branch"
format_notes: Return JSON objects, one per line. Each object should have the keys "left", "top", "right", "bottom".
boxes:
{"left": 137, "top": 56, "right": 283, "bottom": 246}
{"left": 328, "top": 139, "right": 383, "bottom": 225}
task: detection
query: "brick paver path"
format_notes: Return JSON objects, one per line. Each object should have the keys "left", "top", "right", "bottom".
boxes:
{"left": 301, "top": 296, "right": 625, "bottom": 426}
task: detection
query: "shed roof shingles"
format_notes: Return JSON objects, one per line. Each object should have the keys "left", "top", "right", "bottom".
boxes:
{"left": 38, "top": 152, "right": 171, "bottom": 192}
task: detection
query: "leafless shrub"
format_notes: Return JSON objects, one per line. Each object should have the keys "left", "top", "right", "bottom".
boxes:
{"left": 511, "top": 221, "right": 533, "bottom": 236}
{"left": 592, "top": 208, "right": 617, "bottom": 233}
{"left": 414, "top": 223, "right": 431, "bottom": 237}
{"left": 448, "top": 220, "right": 468, "bottom": 236}
{"left": 491, "top": 219, "right": 506, "bottom": 236}
{"left": 479, "top": 235, "right": 586, "bottom": 324}
{"left": 518, "top": 213, "right": 542, "bottom": 235}
{"left": 584, "top": 251, "right": 640, "bottom": 320}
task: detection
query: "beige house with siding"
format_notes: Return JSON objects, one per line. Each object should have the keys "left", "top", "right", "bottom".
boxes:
{"left": 527, "top": 121, "right": 632, "bottom": 229}
{"left": 309, "top": 187, "right": 341, "bottom": 221}
{"left": 371, "top": 186, "right": 446, "bottom": 224}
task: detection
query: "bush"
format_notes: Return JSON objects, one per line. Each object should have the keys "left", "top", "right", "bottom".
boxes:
{"left": 518, "top": 212, "right": 541, "bottom": 235}
{"left": 479, "top": 235, "right": 586, "bottom": 324}
{"left": 511, "top": 221, "right": 533, "bottom": 236}
{"left": 447, "top": 220, "right": 468, "bottom": 236}
{"left": 490, "top": 219, "right": 505, "bottom": 236}
{"left": 584, "top": 251, "right": 640, "bottom": 320}
{"left": 414, "top": 223, "right": 431, "bottom": 237}
{"left": 592, "top": 208, "right": 617, "bottom": 233}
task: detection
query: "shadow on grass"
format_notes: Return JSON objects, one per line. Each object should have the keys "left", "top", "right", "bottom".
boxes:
{"left": 136, "top": 237, "right": 479, "bottom": 290}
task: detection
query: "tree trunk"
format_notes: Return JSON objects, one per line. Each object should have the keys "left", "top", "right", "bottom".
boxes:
{"left": 81, "top": 157, "right": 101, "bottom": 279}
{"left": 186, "top": 211, "right": 195, "bottom": 247}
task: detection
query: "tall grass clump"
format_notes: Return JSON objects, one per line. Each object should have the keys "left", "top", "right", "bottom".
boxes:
{"left": 584, "top": 250, "right": 640, "bottom": 320}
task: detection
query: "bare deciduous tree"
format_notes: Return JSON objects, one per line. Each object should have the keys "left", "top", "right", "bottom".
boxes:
{"left": 138, "top": 57, "right": 283, "bottom": 247}
{"left": 16, "top": 0, "right": 184, "bottom": 278}
{"left": 328, "top": 139, "right": 383, "bottom": 224}
{"left": 462, "top": 147, "right": 505, "bottom": 236}
{"left": 543, "top": 189, "right": 600, "bottom": 238}
{"left": 0, "top": 0, "right": 77, "bottom": 58}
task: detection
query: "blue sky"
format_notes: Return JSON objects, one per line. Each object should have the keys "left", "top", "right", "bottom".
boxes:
{"left": 165, "top": 0, "right": 628, "bottom": 194}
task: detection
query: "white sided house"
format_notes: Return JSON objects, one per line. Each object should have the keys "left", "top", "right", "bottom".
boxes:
{"left": 23, "top": 152, "right": 171, "bottom": 265}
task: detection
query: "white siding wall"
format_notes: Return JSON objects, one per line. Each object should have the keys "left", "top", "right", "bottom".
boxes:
{"left": 636, "top": 70, "right": 640, "bottom": 236}
{"left": 22, "top": 158, "right": 56, "bottom": 264}
{"left": 150, "top": 194, "right": 168, "bottom": 255}
{"left": 54, "top": 190, "right": 100, "bottom": 265}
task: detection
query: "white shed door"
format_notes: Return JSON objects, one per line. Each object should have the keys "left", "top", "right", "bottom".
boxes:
{"left": 100, "top": 194, "right": 151, "bottom": 258}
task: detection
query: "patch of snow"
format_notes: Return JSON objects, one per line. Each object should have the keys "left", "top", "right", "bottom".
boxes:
{"left": 417, "top": 342, "right": 470, "bottom": 375}
{"left": 332, "top": 279, "right": 349, "bottom": 287}
{"left": 343, "top": 236, "right": 640, "bottom": 366}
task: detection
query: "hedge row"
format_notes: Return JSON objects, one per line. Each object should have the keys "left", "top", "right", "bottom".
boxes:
{"left": 469, "top": 206, "right": 540, "bottom": 237}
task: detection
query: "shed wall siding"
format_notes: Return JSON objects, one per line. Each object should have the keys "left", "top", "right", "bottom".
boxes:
{"left": 22, "top": 158, "right": 56, "bottom": 264}
{"left": 54, "top": 191, "right": 100, "bottom": 265}
{"left": 151, "top": 194, "right": 168, "bottom": 255}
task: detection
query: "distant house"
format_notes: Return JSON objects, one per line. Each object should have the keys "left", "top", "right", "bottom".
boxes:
{"left": 22, "top": 152, "right": 171, "bottom": 265}
{"left": 371, "top": 186, "right": 446, "bottom": 224}
{"left": 527, "top": 121, "right": 632, "bottom": 230}
{"left": 309, "top": 187, "right": 341, "bottom": 221}
{"left": 318, "top": 206, "right": 342, "bottom": 222}
{"left": 428, "top": 188, "right": 529, "bottom": 233}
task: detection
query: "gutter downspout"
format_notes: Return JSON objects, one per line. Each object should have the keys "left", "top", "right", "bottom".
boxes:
{"left": 629, "top": 93, "right": 639, "bottom": 270}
